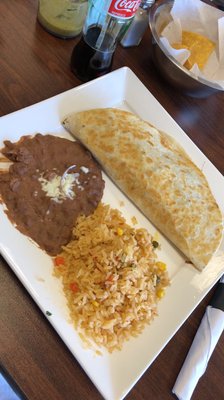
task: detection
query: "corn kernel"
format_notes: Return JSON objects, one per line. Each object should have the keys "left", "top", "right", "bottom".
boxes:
{"left": 131, "top": 216, "right": 138, "bottom": 225}
{"left": 153, "top": 231, "right": 160, "bottom": 242}
{"left": 92, "top": 300, "right": 99, "bottom": 307}
{"left": 157, "top": 288, "right": 165, "bottom": 299}
{"left": 117, "top": 228, "right": 123, "bottom": 236}
{"left": 156, "top": 261, "right": 166, "bottom": 271}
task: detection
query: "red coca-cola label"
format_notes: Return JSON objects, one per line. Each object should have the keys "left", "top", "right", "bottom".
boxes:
{"left": 108, "top": 0, "right": 141, "bottom": 18}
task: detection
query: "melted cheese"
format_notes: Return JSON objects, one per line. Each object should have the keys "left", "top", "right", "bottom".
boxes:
{"left": 39, "top": 172, "right": 83, "bottom": 202}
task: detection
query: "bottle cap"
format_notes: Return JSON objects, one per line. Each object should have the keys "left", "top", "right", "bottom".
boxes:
{"left": 140, "top": 0, "right": 155, "bottom": 10}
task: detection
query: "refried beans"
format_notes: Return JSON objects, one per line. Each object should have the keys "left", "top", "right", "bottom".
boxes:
{"left": 0, "top": 134, "right": 105, "bottom": 255}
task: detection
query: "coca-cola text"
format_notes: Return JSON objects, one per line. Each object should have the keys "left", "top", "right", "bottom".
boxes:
{"left": 108, "top": 0, "right": 141, "bottom": 18}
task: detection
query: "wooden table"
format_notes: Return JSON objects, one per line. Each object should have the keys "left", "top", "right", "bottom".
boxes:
{"left": 0, "top": 1, "right": 224, "bottom": 399}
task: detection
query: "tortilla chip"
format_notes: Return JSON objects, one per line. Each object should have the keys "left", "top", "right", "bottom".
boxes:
{"left": 172, "top": 31, "right": 215, "bottom": 70}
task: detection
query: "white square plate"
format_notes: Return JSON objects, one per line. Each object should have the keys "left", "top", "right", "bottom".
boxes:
{"left": 0, "top": 67, "right": 224, "bottom": 400}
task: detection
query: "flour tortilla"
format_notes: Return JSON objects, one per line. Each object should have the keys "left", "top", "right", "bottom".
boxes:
{"left": 63, "top": 108, "right": 223, "bottom": 270}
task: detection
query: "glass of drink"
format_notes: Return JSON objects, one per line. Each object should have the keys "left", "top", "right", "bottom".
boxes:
{"left": 71, "top": 0, "right": 140, "bottom": 81}
{"left": 38, "top": 0, "right": 88, "bottom": 39}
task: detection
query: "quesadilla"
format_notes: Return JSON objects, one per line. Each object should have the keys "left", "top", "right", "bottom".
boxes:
{"left": 63, "top": 108, "right": 223, "bottom": 270}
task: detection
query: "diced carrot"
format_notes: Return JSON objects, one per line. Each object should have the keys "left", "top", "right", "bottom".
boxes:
{"left": 106, "top": 274, "right": 114, "bottom": 282}
{"left": 69, "top": 282, "right": 79, "bottom": 292}
{"left": 54, "top": 256, "right": 65, "bottom": 266}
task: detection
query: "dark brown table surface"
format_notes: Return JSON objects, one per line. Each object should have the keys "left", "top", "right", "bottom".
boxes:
{"left": 0, "top": 1, "right": 224, "bottom": 399}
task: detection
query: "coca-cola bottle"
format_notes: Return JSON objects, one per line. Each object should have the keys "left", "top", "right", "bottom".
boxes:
{"left": 71, "top": 0, "right": 142, "bottom": 82}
